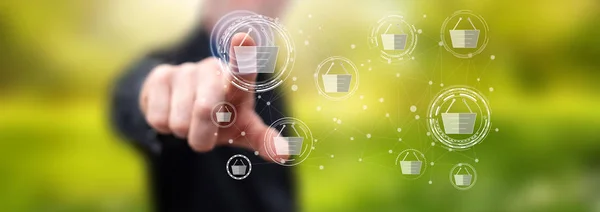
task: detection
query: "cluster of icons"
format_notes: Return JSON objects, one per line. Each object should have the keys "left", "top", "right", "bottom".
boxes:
{"left": 212, "top": 10, "right": 493, "bottom": 190}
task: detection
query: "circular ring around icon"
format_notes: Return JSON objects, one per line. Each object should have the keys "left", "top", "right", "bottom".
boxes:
{"left": 449, "top": 163, "right": 477, "bottom": 190}
{"left": 226, "top": 154, "right": 252, "bottom": 180}
{"left": 211, "top": 102, "right": 237, "bottom": 128}
{"left": 395, "top": 149, "right": 427, "bottom": 179}
{"left": 314, "top": 56, "right": 359, "bottom": 101}
{"left": 368, "top": 14, "right": 418, "bottom": 64}
{"left": 440, "top": 10, "right": 489, "bottom": 58}
{"left": 263, "top": 117, "right": 313, "bottom": 166}
{"left": 215, "top": 13, "right": 295, "bottom": 93}
{"left": 426, "top": 86, "right": 492, "bottom": 150}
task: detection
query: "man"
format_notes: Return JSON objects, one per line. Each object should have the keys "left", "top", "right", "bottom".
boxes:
{"left": 111, "top": 1, "right": 295, "bottom": 211}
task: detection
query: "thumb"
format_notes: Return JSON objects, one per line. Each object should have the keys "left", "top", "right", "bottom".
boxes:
{"left": 229, "top": 32, "right": 258, "bottom": 84}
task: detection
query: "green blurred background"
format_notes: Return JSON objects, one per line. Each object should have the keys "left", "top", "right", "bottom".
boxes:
{"left": 2, "top": 0, "right": 600, "bottom": 211}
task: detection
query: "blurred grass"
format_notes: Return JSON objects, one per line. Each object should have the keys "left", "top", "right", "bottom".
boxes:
{"left": 1, "top": 0, "right": 600, "bottom": 211}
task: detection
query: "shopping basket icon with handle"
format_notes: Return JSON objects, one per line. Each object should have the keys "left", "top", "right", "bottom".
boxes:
{"left": 215, "top": 106, "right": 232, "bottom": 123}
{"left": 231, "top": 159, "right": 247, "bottom": 175}
{"left": 322, "top": 62, "right": 352, "bottom": 93}
{"left": 273, "top": 124, "right": 304, "bottom": 156}
{"left": 441, "top": 99, "right": 477, "bottom": 134}
{"left": 380, "top": 24, "right": 407, "bottom": 50}
{"left": 449, "top": 17, "right": 480, "bottom": 48}
{"left": 399, "top": 152, "right": 423, "bottom": 175}
{"left": 453, "top": 167, "right": 473, "bottom": 186}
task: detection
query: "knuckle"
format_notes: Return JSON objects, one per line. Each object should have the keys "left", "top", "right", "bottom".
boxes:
{"left": 193, "top": 101, "right": 213, "bottom": 122}
{"left": 169, "top": 120, "right": 189, "bottom": 138}
{"left": 150, "top": 64, "right": 174, "bottom": 83}
{"left": 188, "top": 139, "right": 214, "bottom": 152}
{"left": 147, "top": 114, "right": 169, "bottom": 132}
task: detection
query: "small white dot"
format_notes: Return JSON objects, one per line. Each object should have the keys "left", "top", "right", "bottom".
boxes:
{"left": 423, "top": 14, "right": 427, "bottom": 18}
{"left": 438, "top": 41, "right": 444, "bottom": 46}
{"left": 475, "top": 158, "right": 480, "bottom": 163}
{"left": 254, "top": 151, "right": 259, "bottom": 155}
{"left": 331, "top": 155, "right": 335, "bottom": 158}
{"left": 359, "top": 95, "right": 364, "bottom": 100}
{"left": 316, "top": 106, "right": 322, "bottom": 111}
{"left": 431, "top": 142, "right": 435, "bottom": 146}
{"left": 304, "top": 40, "right": 309, "bottom": 46}
{"left": 314, "top": 139, "right": 318, "bottom": 142}
{"left": 495, "top": 128, "right": 499, "bottom": 132}
{"left": 318, "top": 26, "right": 322, "bottom": 30}
{"left": 360, "top": 63, "right": 364, "bottom": 67}
{"left": 337, "top": 120, "right": 342, "bottom": 124}
{"left": 385, "top": 113, "right": 390, "bottom": 118}
{"left": 241, "top": 131, "right": 246, "bottom": 136}
{"left": 358, "top": 158, "right": 363, "bottom": 162}
{"left": 350, "top": 44, "right": 356, "bottom": 49}
{"left": 292, "top": 77, "right": 297, "bottom": 81}
{"left": 415, "top": 115, "right": 420, "bottom": 120}
{"left": 311, "top": 146, "right": 315, "bottom": 150}
{"left": 491, "top": 55, "right": 496, "bottom": 60}
{"left": 350, "top": 137, "right": 354, "bottom": 140}
{"left": 388, "top": 149, "right": 393, "bottom": 154}
{"left": 333, "top": 118, "right": 337, "bottom": 122}
{"left": 280, "top": 159, "right": 286, "bottom": 163}
{"left": 367, "top": 59, "right": 371, "bottom": 63}
{"left": 308, "top": 14, "right": 312, "bottom": 18}
{"left": 398, "top": 138, "right": 403, "bottom": 142}
{"left": 428, "top": 81, "right": 433, "bottom": 85}
{"left": 291, "top": 85, "right": 298, "bottom": 91}
{"left": 449, "top": 148, "right": 453, "bottom": 152}
{"left": 489, "top": 87, "right": 494, "bottom": 92}
{"left": 468, "top": 53, "right": 473, "bottom": 58}
{"left": 379, "top": 97, "right": 384, "bottom": 103}
{"left": 410, "top": 105, "right": 417, "bottom": 112}
{"left": 366, "top": 134, "right": 372, "bottom": 139}
{"left": 214, "top": 132, "right": 218, "bottom": 136}
{"left": 362, "top": 105, "right": 368, "bottom": 110}
{"left": 258, "top": 95, "right": 262, "bottom": 99}
{"left": 228, "top": 139, "right": 233, "bottom": 144}
{"left": 426, "top": 132, "right": 431, "bottom": 136}
{"left": 477, "top": 78, "right": 481, "bottom": 82}
{"left": 397, "top": 128, "right": 402, "bottom": 132}
{"left": 428, "top": 180, "right": 433, "bottom": 184}
{"left": 417, "top": 29, "right": 422, "bottom": 34}
{"left": 266, "top": 101, "right": 271, "bottom": 106}
{"left": 319, "top": 165, "right": 324, "bottom": 170}
{"left": 440, "top": 83, "right": 444, "bottom": 87}
{"left": 396, "top": 73, "right": 400, "bottom": 78}
{"left": 430, "top": 162, "right": 435, "bottom": 166}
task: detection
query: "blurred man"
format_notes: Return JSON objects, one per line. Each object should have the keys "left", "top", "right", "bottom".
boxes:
{"left": 111, "top": 1, "right": 295, "bottom": 211}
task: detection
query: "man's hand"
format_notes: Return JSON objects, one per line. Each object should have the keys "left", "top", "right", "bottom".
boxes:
{"left": 139, "top": 33, "right": 281, "bottom": 160}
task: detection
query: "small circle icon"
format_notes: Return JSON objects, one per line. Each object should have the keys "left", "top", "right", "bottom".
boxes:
{"left": 368, "top": 14, "right": 418, "bottom": 64}
{"left": 449, "top": 163, "right": 477, "bottom": 190}
{"left": 264, "top": 117, "right": 313, "bottom": 166}
{"left": 395, "top": 149, "right": 427, "bottom": 179}
{"left": 314, "top": 56, "right": 359, "bottom": 101}
{"left": 426, "top": 86, "right": 491, "bottom": 150}
{"left": 440, "top": 10, "right": 489, "bottom": 58}
{"left": 211, "top": 102, "right": 237, "bottom": 128}
{"left": 226, "top": 154, "right": 252, "bottom": 180}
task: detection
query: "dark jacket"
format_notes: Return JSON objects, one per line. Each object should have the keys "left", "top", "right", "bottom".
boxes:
{"left": 110, "top": 28, "right": 296, "bottom": 212}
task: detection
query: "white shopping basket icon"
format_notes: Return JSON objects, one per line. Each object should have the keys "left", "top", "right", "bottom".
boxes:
{"left": 380, "top": 24, "right": 407, "bottom": 50}
{"left": 215, "top": 106, "right": 232, "bottom": 123}
{"left": 322, "top": 62, "right": 352, "bottom": 93}
{"left": 273, "top": 124, "right": 304, "bottom": 156}
{"left": 449, "top": 17, "right": 480, "bottom": 48}
{"left": 441, "top": 99, "right": 477, "bottom": 134}
{"left": 231, "top": 159, "right": 247, "bottom": 175}
{"left": 399, "top": 152, "right": 423, "bottom": 175}
{"left": 453, "top": 167, "right": 473, "bottom": 186}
